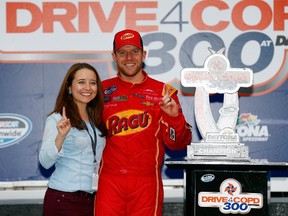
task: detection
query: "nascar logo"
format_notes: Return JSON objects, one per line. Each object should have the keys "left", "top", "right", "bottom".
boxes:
{"left": 0, "top": 114, "right": 32, "bottom": 148}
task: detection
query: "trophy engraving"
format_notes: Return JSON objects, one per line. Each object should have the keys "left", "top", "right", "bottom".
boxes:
{"left": 181, "top": 48, "right": 253, "bottom": 161}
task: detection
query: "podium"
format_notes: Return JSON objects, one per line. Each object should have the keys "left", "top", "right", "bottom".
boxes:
{"left": 165, "top": 158, "right": 288, "bottom": 216}
{"left": 175, "top": 48, "right": 288, "bottom": 215}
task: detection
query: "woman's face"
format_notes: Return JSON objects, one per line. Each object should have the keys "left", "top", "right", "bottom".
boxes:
{"left": 70, "top": 68, "right": 97, "bottom": 108}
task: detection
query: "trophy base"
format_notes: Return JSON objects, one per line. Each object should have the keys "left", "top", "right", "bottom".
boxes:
{"left": 187, "top": 142, "right": 250, "bottom": 161}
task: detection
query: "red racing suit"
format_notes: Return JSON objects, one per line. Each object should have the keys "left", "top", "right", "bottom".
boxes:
{"left": 95, "top": 70, "right": 192, "bottom": 216}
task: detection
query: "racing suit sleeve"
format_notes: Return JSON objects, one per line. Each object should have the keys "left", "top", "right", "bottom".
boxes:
{"left": 161, "top": 93, "right": 192, "bottom": 151}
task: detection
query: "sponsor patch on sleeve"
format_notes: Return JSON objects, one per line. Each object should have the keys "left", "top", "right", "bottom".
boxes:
{"left": 169, "top": 127, "right": 176, "bottom": 141}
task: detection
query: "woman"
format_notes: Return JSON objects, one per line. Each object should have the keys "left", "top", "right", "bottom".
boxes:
{"left": 39, "top": 63, "right": 107, "bottom": 216}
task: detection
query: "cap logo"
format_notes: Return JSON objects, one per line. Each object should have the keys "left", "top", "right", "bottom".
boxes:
{"left": 121, "top": 33, "right": 135, "bottom": 41}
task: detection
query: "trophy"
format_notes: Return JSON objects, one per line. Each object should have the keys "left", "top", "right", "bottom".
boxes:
{"left": 181, "top": 48, "right": 253, "bottom": 161}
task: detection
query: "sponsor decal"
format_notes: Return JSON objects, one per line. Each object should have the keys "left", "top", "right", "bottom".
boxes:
{"left": 236, "top": 113, "right": 269, "bottom": 142}
{"left": 141, "top": 101, "right": 155, "bottom": 107}
{"left": 198, "top": 178, "right": 263, "bottom": 214}
{"left": 131, "top": 93, "right": 145, "bottom": 99}
{"left": 113, "top": 96, "right": 127, "bottom": 102}
{"left": 169, "top": 127, "right": 175, "bottom": 141}
{"left": 121, "top": 32, "right": 135, "bottom": 41}
{"left": 104, "top": 96, "right": 111, "bottom": 103}
{"left": 107, "top": 110, "right": 151, "bottom": 136}
{"left": 201, "top": 174, "right": 215, "bottom": 183}
{"left": 145, "top": 95, "right": 162, "bottom": 103}
{"left": 0, "top": 113, "right": 32, "bottom": 148}
{"left": 104, "top": 86, "right": 117, "bottom": 95}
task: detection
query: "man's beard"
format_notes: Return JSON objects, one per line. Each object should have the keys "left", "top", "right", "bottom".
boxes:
{"left": 118, "top": 63, "right": 142, "bottom": 78}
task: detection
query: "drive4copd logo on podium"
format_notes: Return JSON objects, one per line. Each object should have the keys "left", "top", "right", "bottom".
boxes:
{"left": 198, "top": 178, "right": 263, "bottom": 214}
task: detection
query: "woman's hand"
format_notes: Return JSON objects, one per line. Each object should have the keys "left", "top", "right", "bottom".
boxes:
{"left": 56, "top": 106, "right": 71, "bottom": 137}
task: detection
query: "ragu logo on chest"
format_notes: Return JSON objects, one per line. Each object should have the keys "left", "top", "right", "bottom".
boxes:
{"left": 107, "top": 110, "right": 152, "bottom": 136}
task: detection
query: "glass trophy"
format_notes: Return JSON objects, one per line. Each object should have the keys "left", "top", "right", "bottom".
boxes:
{"left": 181, "top": 48, "right": 253, "bottom": 161}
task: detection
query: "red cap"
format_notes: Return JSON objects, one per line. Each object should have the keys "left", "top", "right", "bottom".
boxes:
{"left": 113, "top": 29, "right": 143, "bottom": 51}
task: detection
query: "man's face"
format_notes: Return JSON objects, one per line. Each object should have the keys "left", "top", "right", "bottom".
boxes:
{"left": 112, "top": 45, "right": 146, "bottom": 82}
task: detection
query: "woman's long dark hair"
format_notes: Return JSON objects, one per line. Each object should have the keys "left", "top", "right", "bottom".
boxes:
{"left": 50, "top": 63, "right": 107, "bottom": 137}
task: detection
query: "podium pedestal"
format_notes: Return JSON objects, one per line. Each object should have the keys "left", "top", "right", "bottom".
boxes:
{"left": 165, "top": 159, "right": 288, "bottom": 216}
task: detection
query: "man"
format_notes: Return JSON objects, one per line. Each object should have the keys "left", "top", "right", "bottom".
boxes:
{"left": 95, "top": 29, "right": 192, "bottom": 216}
